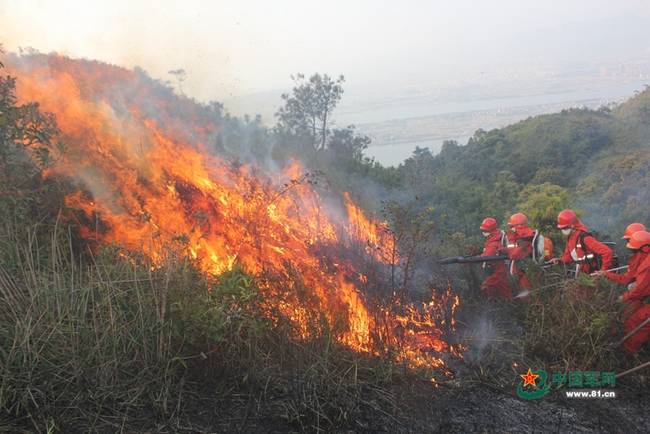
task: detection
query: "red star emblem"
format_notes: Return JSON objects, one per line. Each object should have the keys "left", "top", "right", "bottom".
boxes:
{"left": 520, "top": 368, "right": 539, "bottom": 387}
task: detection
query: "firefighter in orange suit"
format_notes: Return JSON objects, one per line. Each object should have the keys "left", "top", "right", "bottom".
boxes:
{"left": 617, "top": 231, "right": 650, "bottom": 354}
{"left": 479, "top": 217, "right": 512, "bottom": 299}
{"left": 503, "top": 213, "right": 534, "bottom": 290}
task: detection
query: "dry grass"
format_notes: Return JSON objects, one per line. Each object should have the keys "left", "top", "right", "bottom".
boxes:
{"left": 0, "top": 220, "right": 407, "bottom": 433}
{"left": 0, "top": 221, "right": 184, "bottom": 431}
{"left": 521, "top": 273, "right": 624, "bottom": 372}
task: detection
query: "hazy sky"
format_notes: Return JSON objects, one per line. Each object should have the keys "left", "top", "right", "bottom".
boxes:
{"left": 2, "top": 0, "right": 650, "bottom": 101}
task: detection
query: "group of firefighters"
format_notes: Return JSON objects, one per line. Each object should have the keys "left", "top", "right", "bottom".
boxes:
{"left": 477, "top": 209, "right": 650, "bottom": 355}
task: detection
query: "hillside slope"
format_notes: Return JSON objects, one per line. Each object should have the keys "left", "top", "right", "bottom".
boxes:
{"left": 390, "top": 87, "right": 650, "bottom": 240}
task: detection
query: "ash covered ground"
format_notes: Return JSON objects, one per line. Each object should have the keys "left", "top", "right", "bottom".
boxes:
{"left": 148, "top": 297, "right": 650, "bottom": 433}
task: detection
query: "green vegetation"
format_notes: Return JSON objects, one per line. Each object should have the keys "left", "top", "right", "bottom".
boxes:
{"left": 369, "top": 102, "right": 649, "bottom": 243}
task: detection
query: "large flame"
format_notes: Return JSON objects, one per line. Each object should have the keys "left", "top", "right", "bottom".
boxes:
{"left": 5, "top": 53, "right": 460, "bottom": 367}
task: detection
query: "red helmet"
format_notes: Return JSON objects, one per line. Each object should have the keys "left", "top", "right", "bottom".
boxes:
{"left": 557, "top": 209, "right": 578, "bottom": 229}
{"left": 480, "top": 217, "right": 498, "bottom": 231}
{"left": 627, "top": 231, "right": 650, "bottom": 249}
{"left": 507, "top": 213, "right": 528, "bottom": 227}
{"left": 623, "top": 222, "right": 646, "bottom": 240}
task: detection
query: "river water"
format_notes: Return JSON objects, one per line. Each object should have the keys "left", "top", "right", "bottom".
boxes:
{"left": 357, "top": 80, "right": 648, "bottom": 166}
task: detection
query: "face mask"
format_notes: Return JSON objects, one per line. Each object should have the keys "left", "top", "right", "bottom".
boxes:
{"left": 561, "top": 228, "right": 572, "bottom": 236}
{"left": 482, "top": 232, "right": 491, "bottom": 237}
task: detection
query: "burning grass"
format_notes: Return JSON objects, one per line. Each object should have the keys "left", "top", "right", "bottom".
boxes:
{"left": 2, "top": 52, "right": 461, "bottom": 366}
{"left": 0, "top": 221, "right": 451, "bottom": 432}
{"left": 0, "top": 52, "right": 464, "bottom": 431}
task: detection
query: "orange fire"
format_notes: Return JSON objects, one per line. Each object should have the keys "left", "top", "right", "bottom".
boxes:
{"left": 5, "top": 53, "right": 461, "bottom": 368}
